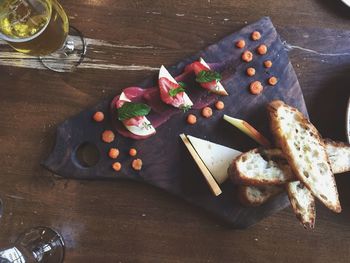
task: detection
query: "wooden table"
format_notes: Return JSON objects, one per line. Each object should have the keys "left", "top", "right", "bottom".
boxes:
{"left": 1, "top": 0, "right": 350, "bottom": 262}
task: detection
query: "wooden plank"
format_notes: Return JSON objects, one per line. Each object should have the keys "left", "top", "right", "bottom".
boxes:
{"left": 1, "top": 0, "right": 350, "bottom": 262}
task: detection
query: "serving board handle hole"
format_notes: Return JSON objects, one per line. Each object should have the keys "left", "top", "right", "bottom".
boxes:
{"left": 73, "top": 142, "right": 101, "bottom": 168}
{"left": 43, "top": 119, "right": 111, "bottom": 178}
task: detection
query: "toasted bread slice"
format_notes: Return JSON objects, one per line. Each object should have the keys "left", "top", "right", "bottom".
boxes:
{"left": 238, "top": 181, "right": 315, "bottom": 229}
{"left": 238, "top": 185, "right": 283, "bottom": 207}
{"left": 268, "top": 100, "right": 341, "bottom": 213}
{"left": 231, "top": 140, "right": 350, "bottom": 186}
{"left": 324, "top": 139, "right": 350, "bottom": 174}
{"left": 229, "top": 148, "right": 294, "bottom": 185}
{"left": 286, "top": 181, "right": 316, "bottom": 228}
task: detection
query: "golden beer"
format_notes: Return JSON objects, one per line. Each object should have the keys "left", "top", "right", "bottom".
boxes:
{"left": 0, "top": 0, "right": 69, "bottom": 56}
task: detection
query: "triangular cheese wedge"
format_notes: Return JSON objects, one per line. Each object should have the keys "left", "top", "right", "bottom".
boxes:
{"left": 187, "top": 135, "right": 241, "bottom": 184}
{"left": 180, "top": 134, "right": 222, "bottom": 196}
{"left": 199, "top": 58, "right": 228, "bottom": 96}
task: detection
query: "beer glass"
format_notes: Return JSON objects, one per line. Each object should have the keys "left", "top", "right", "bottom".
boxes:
{"left": 0, "top": 226, "right": 65, "bottom": 263}
{"left": 0, "top": 0, "right": 86, "bottom": 72}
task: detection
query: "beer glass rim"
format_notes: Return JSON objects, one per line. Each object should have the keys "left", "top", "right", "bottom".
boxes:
{"left": 0, "top": 0, "right": 53, "bottom": 43}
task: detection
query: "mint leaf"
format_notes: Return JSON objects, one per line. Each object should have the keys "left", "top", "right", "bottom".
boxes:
{"left": 117, "top": 102, "right": 151, "bottom": 121}
{"left": 178, "top": 82, "right": 186, "bottom": 88}
{"left": 195, "top": 70, "right": 222, "bottom": 83}
{"left": 168, "top": 82, "right": 186, "bottom": 97}
{"left": 169, "top": 87, "right": 185, "bottom": 97}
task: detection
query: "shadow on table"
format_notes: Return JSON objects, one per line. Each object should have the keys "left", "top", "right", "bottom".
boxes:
{"left": 308, "top": 63, "right": 350, "bottom": 228}
{"left": 317, "top": 0, "right": 350, "bottom": 19}
{"left": 309, "top": 64, "right": 350, "bottom": 142}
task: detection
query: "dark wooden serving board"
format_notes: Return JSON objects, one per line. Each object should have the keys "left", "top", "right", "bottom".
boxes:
{"left": 43, "top": 17, "right": 307, "bottom": 228}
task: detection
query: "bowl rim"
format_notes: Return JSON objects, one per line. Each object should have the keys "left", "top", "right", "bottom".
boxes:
{"left": 341, "top": 0, "right": 350, "bottom": 7}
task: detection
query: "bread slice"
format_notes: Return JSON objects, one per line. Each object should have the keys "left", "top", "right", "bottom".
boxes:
{"left": 286, "top": 181, "right": 316, "bottom": 228}
{"left": 238, "top": 185, "right": 283, "bottom": 206}
{"left": 234, "top": 139, "right": 348, "bottom": 227}
{"left": 229, "top": 148, "right": 294, "bottom": 185}
{"left": 230, "top": 140, "right": 350, "bottom": 186}
{"left": 268, "top": 100, "right": 341, "bottom": 213}
{"left": 324, "top": 139, "right": 350, "bottom": 174}
{"left": 238, "top": 180, "right": 316, "bottom": 228}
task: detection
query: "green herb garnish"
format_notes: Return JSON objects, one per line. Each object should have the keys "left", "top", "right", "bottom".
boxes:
{"left": 195, "top": 70, "right": 222, "bottom": 83}
{"left": 180, "top": 104, "right": 192, "bottom": 112}
{"left": 168, "top": 82, "right": 186, "bottom": 97}
{"left": 178, "top": 81, "right": 186, "bottom": 88}
{"left": 118, "top": 102, "right": 151, "bottom": 121}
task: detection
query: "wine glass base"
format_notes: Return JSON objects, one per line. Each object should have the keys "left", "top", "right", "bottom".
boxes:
{"left": 16, "top": 226, "right": 65, "bottom": 263}
{"left": 40, "top": 26, "right": 87, "bottom": 72}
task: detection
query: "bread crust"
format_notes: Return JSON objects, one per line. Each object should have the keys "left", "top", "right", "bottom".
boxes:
{"left": 229, "top": 148, "right": 294, "bottom": 185}
{"left": 238, "top": 186, "right": 260, "bottom": 206}
{"left": 286, "top": 181, "right": 316, "bottom": 229}
{"left": 230, "top": 140, "right": 349, "bottom": 186}
{"left": 238, "top": 185, "right": 283, "bottom": 207}
{"left": 324, "top": 139, "right": 350, "bottom": 148}
{"left": 268, "top": 100, "right": 341, "bottom": 213}
{"left": 324, "top": 139, "right": 350, "bottom": 174}
{"left": 228, "top": 156, "right": 241, "bottom": 184}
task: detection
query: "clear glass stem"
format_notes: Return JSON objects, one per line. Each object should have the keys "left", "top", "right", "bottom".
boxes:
{"left": 63, "top": 38, "right": 75, "bottom": 54}
{"left": 0, "top": 227, "right": 64, "bottom": 263}
{"left": 30, "top": 235, "right": 63, "bottom": 262}
{"left": 39, "top": 26, "right": 86, "bottom": 72}
{"left": 0, "top": 247, "right": 25, "bottom": 263}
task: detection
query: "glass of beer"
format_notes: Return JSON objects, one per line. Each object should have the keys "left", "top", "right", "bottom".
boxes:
{"left": 0, "top": 0, "right": 86, "bottom": 72}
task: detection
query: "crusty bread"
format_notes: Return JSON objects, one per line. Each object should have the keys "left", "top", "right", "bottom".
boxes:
{"left": 238, "top": 185, "right": 283, "bottom": 206}
{"left": 268, "top": 100, "right": 341, "bottom": 213}
{"left": 229, "top": 148, "right": 294, "bottom": 185}
{"left": 286, "top": 181, "right": 316, "bottom": 229}
{"left": 234, "top": 139, "right": 348, "bottom": 226}
{"left": 324, "top": 139, "right": 350, "bottom": 174}
{"left": 230, "top": 140, "right": 350, "bottom": 186}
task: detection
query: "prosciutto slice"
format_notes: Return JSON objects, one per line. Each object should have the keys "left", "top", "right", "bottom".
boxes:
{"left": 110, "top": 63, "right": 220, "bottom": 140}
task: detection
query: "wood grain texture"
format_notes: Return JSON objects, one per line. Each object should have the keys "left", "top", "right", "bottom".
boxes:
{"left": 43, "top": 17, "right": 306, "bottom": 228}
{"left": 0, "top": 0, "right": 350, "bottom": 262}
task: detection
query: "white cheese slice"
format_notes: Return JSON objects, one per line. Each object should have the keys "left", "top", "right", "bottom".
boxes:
{"left": 119, "top": 91, "right": 131, "bottom": 102}
{"left": 159, "top": 65, "right": 177, "bottom": 83}
{"left": 159, "top": 65, "right": 193, "bottom": 108}
{"left": 187, "top": 135, "right": 241, "bottom": 184}
{"left": 199, "top": 58, "right": 228, "bottom": 96}
{"left": 125, "top": 117, "right": 156, "bottom": 137}
{"left": 180, "top": 134, "right": 222, "bottom": 196}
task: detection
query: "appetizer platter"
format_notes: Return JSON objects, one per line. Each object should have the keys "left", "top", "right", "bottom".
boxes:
{"left": 44, "top": 17, "right": 348, "bottom": 228}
